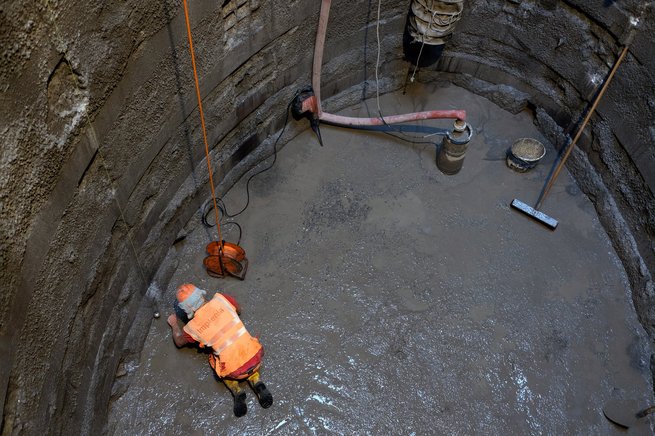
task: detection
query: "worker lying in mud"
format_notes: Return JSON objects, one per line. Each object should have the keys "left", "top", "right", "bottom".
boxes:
{"left": 167, "top": 283, "right": 273, "bottom": 417}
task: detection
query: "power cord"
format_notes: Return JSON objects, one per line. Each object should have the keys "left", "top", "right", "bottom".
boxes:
{"left": 201, "top": 94, "right": 295, "bottom": 240}
{"left": 363, "top": 0, "right": 441, "bottom": 148}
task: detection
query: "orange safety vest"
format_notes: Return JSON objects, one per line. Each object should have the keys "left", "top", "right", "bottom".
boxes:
{"left": 183, "top": 293, "right": 262, "bottom": 377}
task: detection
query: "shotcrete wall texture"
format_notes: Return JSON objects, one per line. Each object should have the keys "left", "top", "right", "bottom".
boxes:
{"left": 1, "top": 0, "right": 653, "bottom": 434}
{"left": 435, "top": 0, "right": 655, "bottom": 376}
{"left": 1, "top": 1, "right": 407, "bottom": 433}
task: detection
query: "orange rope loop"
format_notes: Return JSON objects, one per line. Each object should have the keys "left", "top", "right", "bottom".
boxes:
{"left": 182, "top": 0, "right": 223, "bottom": 252}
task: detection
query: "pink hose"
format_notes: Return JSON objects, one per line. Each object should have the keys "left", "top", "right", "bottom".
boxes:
{"left": 313, "top": 0, "right": 466, "bottom": 125}
{"left": 320, "top": 110, "right": 467, "bottom": 126}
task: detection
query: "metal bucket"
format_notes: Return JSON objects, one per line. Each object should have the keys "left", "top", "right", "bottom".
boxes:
{"left": 506, "top": 138, "right": 546, "bottom": 172}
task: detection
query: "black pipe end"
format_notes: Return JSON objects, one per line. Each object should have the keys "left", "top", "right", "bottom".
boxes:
{"left": 402, "top": 26, "right": 446, "bottom": 68}
{"left": 291, "top": 86, "right": 315, "bottom": 121}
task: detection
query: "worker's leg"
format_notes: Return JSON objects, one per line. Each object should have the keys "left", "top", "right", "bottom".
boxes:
{"left": 223, "top": 379, "right": 247, "bottom": 417}
{"left": 246, "top": 371, "right": 273, "bottom": 408}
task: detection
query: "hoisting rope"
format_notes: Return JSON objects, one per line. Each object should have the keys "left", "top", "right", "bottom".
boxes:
{"left": 182, "top": 0, "right": 223, "bottom": 252}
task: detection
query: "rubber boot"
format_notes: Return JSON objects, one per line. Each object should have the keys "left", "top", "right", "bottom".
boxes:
{"left": 224, "top": 379, "right": 247, "bottom": 417}
{"left": 252, "top": 382, "right": 273, "bottom": 408}
{"left": 233, "top": 391, "right": 247, "bottom": 417}
{"left": 247, "top": 372, "right": 273, "bottom": 408}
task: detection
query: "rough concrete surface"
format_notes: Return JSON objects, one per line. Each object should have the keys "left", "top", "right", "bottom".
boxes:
{"left": 1, "top": 2, "right": 406, "bottom": 432}
{"left": 2, "top": 0, "right": 655, "bottom": 433}
{"left": 442, "top": 0, "right": 655, "bottom": 293}
{"left": 108, "top": 85, "right": 654, "bottom": 434}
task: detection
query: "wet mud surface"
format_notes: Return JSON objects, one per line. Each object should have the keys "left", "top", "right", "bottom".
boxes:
{"left": 108, "top": 84, "right": 654, "bottom": 434}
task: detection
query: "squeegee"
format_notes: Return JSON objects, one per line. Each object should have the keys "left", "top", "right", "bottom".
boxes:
{"left": 512, "top": 36, "right": 632, "bottom": 230}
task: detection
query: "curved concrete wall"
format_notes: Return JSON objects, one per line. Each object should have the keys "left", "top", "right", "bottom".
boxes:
{"left": 1, "top": 0, "right": 653, "bottom": 433}
{"left": 1, "top": 1, "right": 408, "bottom": 433}
{"left": 436, "top": 0, "right": 655, "bottom": 369}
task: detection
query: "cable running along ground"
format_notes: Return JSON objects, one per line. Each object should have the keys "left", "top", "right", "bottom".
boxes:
{"left": 202, "top": 96, "right": 295, "bottom": 236}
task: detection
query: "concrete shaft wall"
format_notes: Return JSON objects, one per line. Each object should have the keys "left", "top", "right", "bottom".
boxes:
{"left": 437, "top": 0, "right": 655, "bottom": 379}
{"left": 0, "top": 0, "right": 653, "bottom": 434}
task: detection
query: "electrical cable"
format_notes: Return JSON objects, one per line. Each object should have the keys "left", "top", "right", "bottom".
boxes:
{"left": 201, "top": 197, "right": 242, "bottom": 245}
{"left": 201, "top": 95, "right": 295, "bottom": 236}
{"left": 220, "top": 97, "right": 293, "bottom": 219}
{"left": 377, "top": 124, "right": 441, "bottom": 147}
{"left": 366, "top": 0, "right": 442, "bottom": 148}
{"left": 201, "top": 209, "right": 243, "bottom": 245}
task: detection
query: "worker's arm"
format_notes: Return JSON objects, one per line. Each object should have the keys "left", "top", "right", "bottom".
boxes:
{"left": 222, "top": 293, "right": 241, "bottom": 315}
{"left": 167, "top": 314, "right": 194, "bottom": 347}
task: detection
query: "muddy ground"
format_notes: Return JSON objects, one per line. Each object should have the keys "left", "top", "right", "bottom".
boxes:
{"left": 108, "top": 84, "right": 654, "bottom": 435}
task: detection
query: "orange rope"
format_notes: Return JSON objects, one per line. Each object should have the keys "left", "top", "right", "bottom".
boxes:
{"left": 182, "top": 0, "right": 223, "bottom": 251}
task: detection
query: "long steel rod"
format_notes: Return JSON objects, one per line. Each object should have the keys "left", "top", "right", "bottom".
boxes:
{"left": 535, "top": 44, "right": 630, "bottom": 210}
